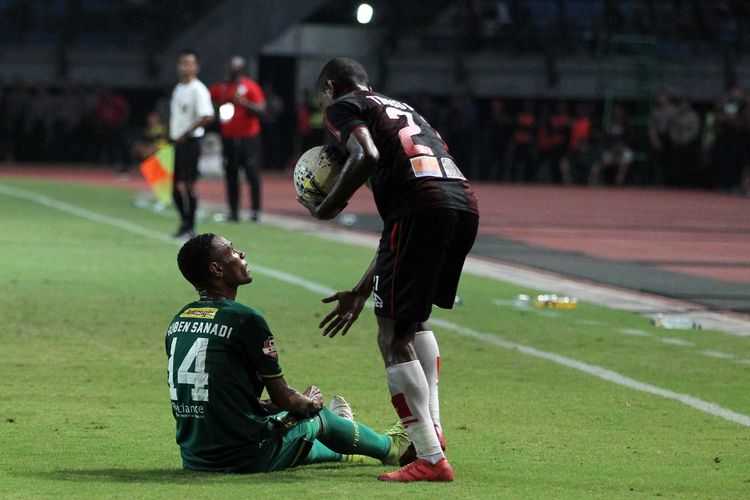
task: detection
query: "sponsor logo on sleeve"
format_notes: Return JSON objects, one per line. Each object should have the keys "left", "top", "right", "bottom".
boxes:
{"left": 180, "top": 307, "right": 218, "bottom": 319}
{"left": 263, "top": 337, "right": 278, "bottom": 358}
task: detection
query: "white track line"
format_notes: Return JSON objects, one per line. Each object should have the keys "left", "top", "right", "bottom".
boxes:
{"left": 2, "top": 182, "right": 749, "bottom": 428}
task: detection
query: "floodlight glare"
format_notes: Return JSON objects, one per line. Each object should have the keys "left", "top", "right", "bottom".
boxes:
{"left": 357, "top": 3, "right": 373, "bottom": 24}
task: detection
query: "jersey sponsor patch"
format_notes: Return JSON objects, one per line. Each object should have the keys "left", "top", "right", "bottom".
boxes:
{"left": 263, "top": 337, "right": 278, "bottom": 358}
{"left": 180, "top": 307, "right": 218, "bottom": 319}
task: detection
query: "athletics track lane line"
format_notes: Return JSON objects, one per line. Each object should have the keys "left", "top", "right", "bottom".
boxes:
{"left": 2, "top": 181, "right": 749, "bottom": 428}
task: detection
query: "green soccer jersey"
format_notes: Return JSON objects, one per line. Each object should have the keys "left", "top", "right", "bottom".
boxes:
{"left": 165, "top": 299, "right": 283, "bottom": 472}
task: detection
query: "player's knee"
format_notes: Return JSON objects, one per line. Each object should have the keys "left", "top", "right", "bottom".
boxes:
{"left": 377, "top": 323, "right": 417, "bottom": 366}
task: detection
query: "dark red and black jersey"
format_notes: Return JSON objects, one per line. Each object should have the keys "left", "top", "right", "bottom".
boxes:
{"left": 323, "top": 90, "right": 478, "bottom": 221}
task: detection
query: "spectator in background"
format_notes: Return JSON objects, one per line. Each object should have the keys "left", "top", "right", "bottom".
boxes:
{"left": 27, "top": 86, "right": 55, "bottom": 162}
{"left": 484, "top": 98, "right": 513, "bottom": 181}
{"left": 169, "top": 49, "right": 215, "bottom": 238}
{"left": 701, "top": 102, "right": 717, "bottom": 183}
{"left": 547, "top": 101, "right": 570, "bottom": 183}
{"left": 306, "top": 91, "right": 326, "bottom": 149}
{"left": 54, "top": 85, "right": 83, "bottom": 162}
{"left": 589, "top": 104, "right": 632, "bottom": 186}
{"left": 95, "top": 87, "right": 131, "bottom": 174}
{"left": 667, "top": 97, "right": 701, "bottom": 186}
{"left": 510, "top": 100, "right": 537, "bottom": 182}
{"left": 714, "top": 85, "right": 745, "bottom": 190}
{"left": 209, "top": 55, "right": 266, "bottom": 223}
{"left": 293, "top": 89, "right": 312, "bottom": 163}
{"left": 560, "top": 102, "right": 593, "bottom": 185}
{"left": 132, "top": 111, "right": 169, "bottom": 161}
{"left": 536, "top": 105, "right": 555, "bottom": 181}
{"left": 260, "top": 81, "right": 285, "bottom": 170}
{"left": 648, "top": 90, "right": 676, "bottom": 185}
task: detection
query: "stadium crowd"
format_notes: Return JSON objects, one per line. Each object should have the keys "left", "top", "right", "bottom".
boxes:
{"left": 1, "top": 79, "right": 749, "bottom": 193}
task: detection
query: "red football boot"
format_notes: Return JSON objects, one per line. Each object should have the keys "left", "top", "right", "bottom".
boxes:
{"left": 378, "top": 457, "right": 454, "bottom": 482}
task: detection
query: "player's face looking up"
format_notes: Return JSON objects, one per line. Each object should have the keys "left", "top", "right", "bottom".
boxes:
{"left": 210, "top": 237, "right": 252, "bottom": 287}
{"left": 177, "top": 54, "right": 198, "bottom": 81}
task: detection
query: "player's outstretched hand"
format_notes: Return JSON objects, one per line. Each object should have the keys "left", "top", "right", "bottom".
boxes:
{"left": 319, "top": 290, "right": 366, "bottom": 338}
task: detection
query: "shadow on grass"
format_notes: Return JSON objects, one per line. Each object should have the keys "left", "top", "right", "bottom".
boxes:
{"left": 37, "top": 463, "right": 378, "bottom": 485}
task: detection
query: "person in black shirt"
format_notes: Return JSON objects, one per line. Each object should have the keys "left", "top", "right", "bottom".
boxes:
{"left": 298, "top": 58, "right": 479, "bottom": 482}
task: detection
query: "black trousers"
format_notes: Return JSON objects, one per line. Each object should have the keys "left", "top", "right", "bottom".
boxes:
{"left": 222, "top": 136, "right": 261, "bottom": 217}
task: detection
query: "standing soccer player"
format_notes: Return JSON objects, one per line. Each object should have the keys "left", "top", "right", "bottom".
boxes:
{"left": 298, "top": 58, "right": 479, "bottom": 482}
{"left": 169, "top": 49, "right": 215, "bottom": 238}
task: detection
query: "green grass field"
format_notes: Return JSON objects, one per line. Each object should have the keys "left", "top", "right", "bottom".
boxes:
{"left": 1, "top": 177, "right": 749, "bottom": 499}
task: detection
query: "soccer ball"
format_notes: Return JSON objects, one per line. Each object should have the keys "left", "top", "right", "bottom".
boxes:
{"left": 294, "top": 145, "right": 345, "bottom": 202}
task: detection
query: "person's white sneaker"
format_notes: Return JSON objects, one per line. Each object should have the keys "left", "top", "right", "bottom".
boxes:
{"left": 329, "top": 395, "right": 355, "bottom": 421}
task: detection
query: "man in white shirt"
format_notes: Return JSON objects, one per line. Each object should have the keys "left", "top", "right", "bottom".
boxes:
{"left": 170, "top": 49, "right": 215, "bottom": 238}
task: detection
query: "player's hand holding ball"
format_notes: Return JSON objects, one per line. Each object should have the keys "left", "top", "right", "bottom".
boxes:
{"left": 294, "top": 145, "right": 347, "bottom": 219}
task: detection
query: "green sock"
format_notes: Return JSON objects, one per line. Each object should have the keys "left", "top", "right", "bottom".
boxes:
{"left": 302, "top": 440, "right": 343, "bottom": 465}
{"left": 317, "top": 406, "right": 391, "bottom": 461}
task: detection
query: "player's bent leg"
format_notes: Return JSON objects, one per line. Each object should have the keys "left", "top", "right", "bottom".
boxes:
{"left": 302, "top": 440, "right": 343, "bottom": 464}
{"left": 378, "top": 316, "right": 447, "bottom": 475}
{"left": 316, "top": 406, "right": 391, "bottom": 462}
{"left": 399, "top": 324, "right": 447, "bottom": 466}
{"left": 413, "top": 326, "right": 445, "bottom": 441}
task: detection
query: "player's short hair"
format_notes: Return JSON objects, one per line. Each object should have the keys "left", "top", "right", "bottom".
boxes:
{"left": 178, "top": 48, "right": 199, "bottom": 61}
{"left": 316, "top": 57, "right": 369, "bottom": 92}
{"left": 177, "top": 233, "right": 217, "bottom": 287}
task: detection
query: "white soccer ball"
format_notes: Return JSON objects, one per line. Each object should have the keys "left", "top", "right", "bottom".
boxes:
{"left": 294, "top": 146, "right": 345, "bottom": 202}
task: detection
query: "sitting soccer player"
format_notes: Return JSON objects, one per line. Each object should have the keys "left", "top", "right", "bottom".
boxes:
{"left": 167, "top": 233, "right": 408, "bottom": 473}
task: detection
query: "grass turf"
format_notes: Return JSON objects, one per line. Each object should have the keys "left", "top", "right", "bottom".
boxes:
{"left": 1, "top": 177, "right": 749, "bottom": 498}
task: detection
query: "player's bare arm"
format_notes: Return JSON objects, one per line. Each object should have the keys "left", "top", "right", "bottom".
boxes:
{"left": 305, "top": 127, "right": 379, "bottom": 220}
{"left": 257, "top": 399, "right": 282, "bottom": 414}
{"left": 264, "top": 376, "right": 323, "bottom": 415}
{"left": 319, "top": 252, "right": 377, "bottom": 338}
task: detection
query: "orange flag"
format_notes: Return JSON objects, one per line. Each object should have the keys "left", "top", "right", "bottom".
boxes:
{"left": 140, "top": 144, "right": 174, "bottom": 205}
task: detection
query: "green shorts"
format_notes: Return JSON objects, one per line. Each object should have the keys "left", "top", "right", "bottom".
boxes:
{"left": 264, "top": 412, "right": 321, "bottom": 472}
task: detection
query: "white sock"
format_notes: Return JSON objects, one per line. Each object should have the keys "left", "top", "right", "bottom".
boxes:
{"left": 386, "top": 361, "right": 444, "bottom": 463}
{"left": 414, "top": 330, "right": 442, "bottom": 434}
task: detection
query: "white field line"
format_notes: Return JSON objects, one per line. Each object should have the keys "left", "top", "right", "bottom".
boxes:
{"left": 700, "top": 350, "right": 736, "bottom": 360}
{"left": 659, "top": 338, "right": 695, "bottom": 347}
{"left": 2, "top": 182, "right": 750, "bottom": 428}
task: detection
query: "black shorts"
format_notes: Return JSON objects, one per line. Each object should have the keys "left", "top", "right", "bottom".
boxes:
{"left": 373, "top": 208, "right": 478, "bottom": 323}
{"left": 173, "top": 137, "right": 201, "bottom": 182}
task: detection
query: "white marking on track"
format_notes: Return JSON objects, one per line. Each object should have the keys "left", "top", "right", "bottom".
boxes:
{"left": 3, "top": 182, "right": 750, "bottom": 428}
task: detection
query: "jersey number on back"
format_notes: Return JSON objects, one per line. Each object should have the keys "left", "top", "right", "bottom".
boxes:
{"left": 385, "top": 107, "right": 465, "bottom": 180}
{"left": 168, "top": 337, "right": 209, "bottom": 402}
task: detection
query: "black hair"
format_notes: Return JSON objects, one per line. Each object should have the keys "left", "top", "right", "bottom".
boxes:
{"left": 178, "top": 48, "right": 199, "bottom": 61}
{"left": 316, "top": 57, "right": 369, "bottom": 92}
{"left": 177, "top": 233, "right": 217, "bottom": 287}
